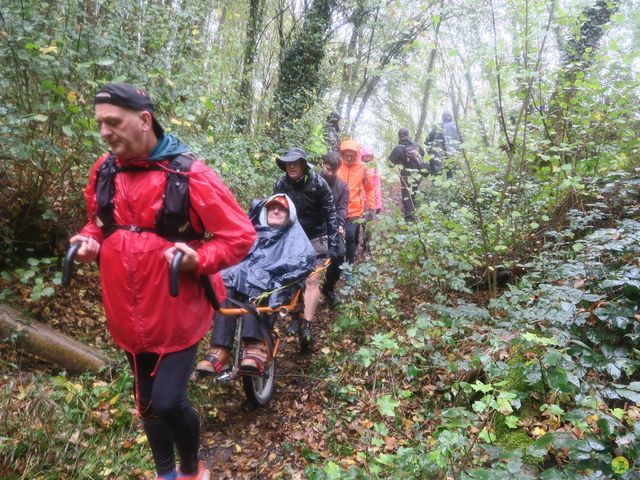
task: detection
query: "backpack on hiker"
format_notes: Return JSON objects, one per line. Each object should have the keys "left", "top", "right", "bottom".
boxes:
{"left": 95, "top": 154, "right": 202, "bottom": 241}
{"left": 403, "top": 143, "right": 426, "bottom": 171}
{"left": 94, "top": 153, "right": 220, "bottom": 308}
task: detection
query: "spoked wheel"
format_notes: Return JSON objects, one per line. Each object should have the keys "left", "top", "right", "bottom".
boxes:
{"left": 242, "top": 357, "right": 276, "bottom": 407}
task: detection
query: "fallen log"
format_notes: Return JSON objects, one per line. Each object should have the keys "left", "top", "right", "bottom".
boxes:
{"left": 0, "top": 302, "right": 110, "bottom": 374}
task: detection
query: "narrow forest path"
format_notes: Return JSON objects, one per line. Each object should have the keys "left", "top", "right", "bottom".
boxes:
{"left": 195, "top": 172, "right": 403, "bottom": 478}
{"left": 198, "top": 301, "right": 337, "bottom": 479}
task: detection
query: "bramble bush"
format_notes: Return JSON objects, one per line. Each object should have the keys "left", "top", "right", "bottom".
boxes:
{"left": 311, "top": 169, "right": 640, "bottom": 478}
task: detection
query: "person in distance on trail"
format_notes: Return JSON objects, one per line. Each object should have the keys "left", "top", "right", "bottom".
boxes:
{"left": 319, "top": 152, "right": 349, "bottom": 308}
{"left": 337, "top": 139, "right": 376, "bottom": 265}
{"left": 273, "top": 147, "right": 339, "bottom": 348}
{"left": 425, "top": 111, "right": 462, "bottom": 178}
{"left": 388, "top": 127, "right": 426, "bottom": 222}
{"left": 69, "top": 82, "right": 255, "bottom": 480}
{"left": 324, "top": 111, "right": 342, "bottom": 154}
{"left": 195, "top": 193, "right": 316, "bottom": 375}
{"left": 359, "top": 145, "right": 382, "bottom": 256}
{"left": 361, "top": 146, "right": 382, "bottom": 215}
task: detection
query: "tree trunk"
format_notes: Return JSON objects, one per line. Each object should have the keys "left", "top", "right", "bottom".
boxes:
{"left": 271, "top": 0, "right": 337, "bottom": 135}
{"left": 415, "top": 46, "right": 439, "bottom": 143}
{"left": 236, "top": 0, "right": 265, "bottom": 133}
{"left": 336, "top": 17, "right": 360, "bottom": 118}
{"left": 0, "top": 303, "right": 109, "bottom": 375}
{"left": 548, "top": 0, "right": 619, "bottom": 147}
{"left": 458, "top": 50, "right": 489, "bottom": 147}
{"left": 415, "top": 4, "right": 444, "bottom": 142}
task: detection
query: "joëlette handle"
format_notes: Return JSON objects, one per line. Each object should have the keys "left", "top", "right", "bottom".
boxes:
{"left": 62, "top": 241, "right": 82, "bottom": 286}
{"left": 169, "top": 249, "right": 220, "bottom": 309}
{"left": 169, "top": 249, "right": 185, "bottom": 297}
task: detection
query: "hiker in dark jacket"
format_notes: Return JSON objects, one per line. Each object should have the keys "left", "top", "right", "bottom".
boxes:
{"left": 319, "top": 152, "right": 349, "bottom": 308}
{"left": 425, "top": 111, "right": 462, "bottom": 178}
{"left": 388, "top": 128, "right": 426, "bottom": 222}
{"left": 324, "top": 111, "right": 341, "bottom": 154}
{"left": 273, "top": 147, "right": 339, "bottom": 347}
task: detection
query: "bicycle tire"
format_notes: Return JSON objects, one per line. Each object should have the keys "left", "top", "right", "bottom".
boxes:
{"left": 243, "top": 357, "right": 276, "bottom": 407}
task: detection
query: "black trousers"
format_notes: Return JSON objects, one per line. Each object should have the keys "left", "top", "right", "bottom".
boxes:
{"left": 324, "top": 254, "right": 344, "bottom": 293}
{"left": 210, "top": 290, "right": 272, "bottom": 349}
{"left": 400, "top": 173, "right": 421, "bottom": 222}
{"left": 345, "top": 218, "right": 360, "bottom": 264}
{"left": 127, "top": 344, "right": 200, "bottom": 476}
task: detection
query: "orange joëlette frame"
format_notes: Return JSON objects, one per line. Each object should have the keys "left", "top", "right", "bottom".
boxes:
{"left": 216, "top": 258, "right": 329, "bottom": 317}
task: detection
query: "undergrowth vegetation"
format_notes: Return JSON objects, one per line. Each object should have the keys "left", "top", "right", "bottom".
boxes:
{"left": 307, "top": 170, "right": 640, "bottom": 479}
{"left": 1, "top": 1, "right": 639, "bottom": 478}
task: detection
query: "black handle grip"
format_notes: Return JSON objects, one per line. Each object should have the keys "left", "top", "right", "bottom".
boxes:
{"left": 169, "top": 250, "right": 185, "bottom": 297}
{"left": 62, "top": 241, "right": 82, "bottom": 286}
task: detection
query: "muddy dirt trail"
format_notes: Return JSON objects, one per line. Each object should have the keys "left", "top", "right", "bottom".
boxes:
{"left": 198, "top": 302, "right": 337, "bottom": 479}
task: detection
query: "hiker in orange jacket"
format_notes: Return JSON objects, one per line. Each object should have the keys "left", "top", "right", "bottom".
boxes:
{"left": 338, "top": 140, "right": 376, "bottom": 265}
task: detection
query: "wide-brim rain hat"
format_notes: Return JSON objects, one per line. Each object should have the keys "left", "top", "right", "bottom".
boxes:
{"left": 276, "top": 147, "right": 310, "bottom": 171}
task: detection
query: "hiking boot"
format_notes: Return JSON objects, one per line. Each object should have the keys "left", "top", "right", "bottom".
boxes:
{"left": 239, "top": 341, "right": 268, "bottom": 376}
{"left": 287, "top": 316, "right": 301, "bottom": 336}
{"left": 299, "top": 321, "right": 315, "bottom": 349}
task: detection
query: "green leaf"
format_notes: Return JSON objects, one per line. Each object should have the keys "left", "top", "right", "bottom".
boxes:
{"left": 377, "top": 395, "right": 399, "bottom": 417}
{"left": 505, "top": 415, "right": 519, "bottom": 428}
{"left": 357, "top": 347, "right": 374, "bottom": 368}
{"left": 612, "top": 408, "right": 624, "bottom": 420}
{"left": 572, "top": 243, "right": 585, "bottom": 252}
{"left": 470, "top": 381, "right": 493, "bottom": 393}
{"left": 472, "top": 400, "right": 487, "bottom": 413}
{"left": 496, "top": 397, "right": 514, "bottom": 415}
{"left": 375, "top": 453, "right": 394, "bottom": 465}
{"left": 523, "top": 332, "right": 559, "bottom": 346}
{"left": 40, "top": 286, "right": 54, "bottom": 297}
{"left": 323, "top": 461, "right": 342, "bottom": 479}
{"left": 547, "top": 368, "right": 574, "bottom": 393}
{"left": 533, "top": 432, "right": 555, "bottom": 447}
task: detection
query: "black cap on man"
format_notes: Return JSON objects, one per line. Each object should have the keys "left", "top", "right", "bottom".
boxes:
{"left": 94, "top": 83, "right": 165, "bottom": 137}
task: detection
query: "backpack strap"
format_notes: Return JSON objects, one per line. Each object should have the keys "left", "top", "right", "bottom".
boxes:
{"left": 94, "top": 154, "right": 204, "bottom": 241}
{"left": 95, "top": 154, "right": 119, "bottom": 235}
{"left": 156, "top": 154, "right": 204, "bottom": 242}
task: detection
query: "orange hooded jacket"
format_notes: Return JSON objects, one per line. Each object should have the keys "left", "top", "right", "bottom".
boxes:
{"left": 338, "top": 140, "right": 376, "bottom": 219}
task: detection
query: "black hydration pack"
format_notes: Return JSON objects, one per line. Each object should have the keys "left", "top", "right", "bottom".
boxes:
{"left": 95, "top": 154, "right": 203, "bottom": 242}
{"left": 94, "top": 153, "right": 220, "bottom": 308}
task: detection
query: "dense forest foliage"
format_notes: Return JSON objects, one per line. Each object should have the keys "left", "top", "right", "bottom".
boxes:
{"left": 1, "top": 0, "right": 639, "bottom": 478}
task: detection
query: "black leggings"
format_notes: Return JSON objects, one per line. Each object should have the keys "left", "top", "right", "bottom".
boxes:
{"left": 345, "top": 218, "right": 360, "bottom": 264}
{"left": 126, "top": 344, "right": 200, "bottom": 476}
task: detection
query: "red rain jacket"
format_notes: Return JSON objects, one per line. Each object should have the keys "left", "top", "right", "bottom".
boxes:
{"left": 80, "top": 154, "right": 256, "bottom": 355}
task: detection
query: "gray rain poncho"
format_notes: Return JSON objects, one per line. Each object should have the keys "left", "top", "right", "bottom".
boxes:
{"left": 221, "top": 194, "right": 317, "bottom": 307}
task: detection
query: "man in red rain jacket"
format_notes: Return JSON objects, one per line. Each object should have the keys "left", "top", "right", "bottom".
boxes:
{"left": 69, "top": 83, "right": 255, "bottom": 480}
